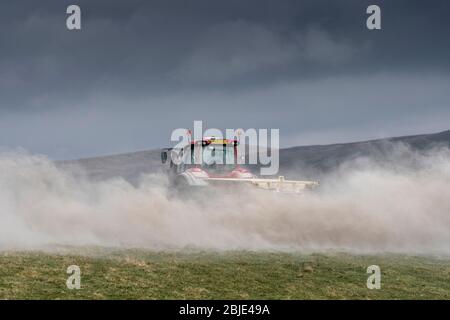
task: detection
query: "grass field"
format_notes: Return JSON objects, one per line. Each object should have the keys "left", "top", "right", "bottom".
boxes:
{"left": 0, "top": 249, "right": 449, "bottom": 299}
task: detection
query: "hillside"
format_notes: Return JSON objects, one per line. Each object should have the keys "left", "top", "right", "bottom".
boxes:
{"left": 58, "top": 130, "right": 450, "bottom": 182}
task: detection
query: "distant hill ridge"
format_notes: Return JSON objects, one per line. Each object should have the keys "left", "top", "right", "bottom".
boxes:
{"left": 58, "top": 130, "right": 450, "bottom": 182}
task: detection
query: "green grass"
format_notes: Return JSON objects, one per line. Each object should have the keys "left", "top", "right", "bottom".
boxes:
{"left": 0, "top": 249, "right": 449, "bottom": 299}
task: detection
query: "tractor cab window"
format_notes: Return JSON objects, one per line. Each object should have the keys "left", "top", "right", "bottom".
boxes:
{"left": 191, "top": 143, "right": 237, "bottom": 173}
{"left": 203, "top": 144, "right": 235, "bottom": 165}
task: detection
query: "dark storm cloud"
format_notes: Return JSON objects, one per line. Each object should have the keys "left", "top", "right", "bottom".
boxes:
{"left": 0, "top": 0, "right": 449, "bottom": 158}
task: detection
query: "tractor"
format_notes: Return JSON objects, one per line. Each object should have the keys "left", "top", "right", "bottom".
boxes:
{"left": 161, "top": 137, "right": 318, "bottom": 194}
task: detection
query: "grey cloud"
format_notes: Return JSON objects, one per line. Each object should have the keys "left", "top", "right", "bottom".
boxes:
{"left": 0, "top": 0, "right": 449, "bottom": 158}
{"left": 176, "top": 22, "right": 363, "bottom": 84}
{"left": 176, "top": 20, "right": 299, "bottom": 83}
{"left": 300, "top": 28, "right": 362, "bottom": 64}
{"left": 1, "top": 72, "right": 448, "bottom": 159}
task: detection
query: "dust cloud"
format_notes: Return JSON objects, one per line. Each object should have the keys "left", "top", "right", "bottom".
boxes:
{"left": 0, "top": 145, "right": 450, "bottom": 254}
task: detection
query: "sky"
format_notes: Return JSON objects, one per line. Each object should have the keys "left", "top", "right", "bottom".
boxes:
{"left": 0, "top": 0, "right": 449, "bottom": 159}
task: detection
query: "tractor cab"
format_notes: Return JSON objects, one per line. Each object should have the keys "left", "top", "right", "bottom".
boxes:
{"left": 191, "top": 138, "right": 239, "bottom": 176}
{"left": 161, "top": 137, "right": 250, "bottom": 180}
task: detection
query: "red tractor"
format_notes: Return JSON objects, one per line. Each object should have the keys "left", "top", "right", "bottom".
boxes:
{"left": 161, "top": 137, "right": 318, "bottom": 193}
